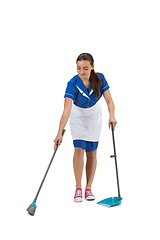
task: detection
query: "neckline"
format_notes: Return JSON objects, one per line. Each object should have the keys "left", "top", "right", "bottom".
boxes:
{"left": 78, "top": 75, "right": 90, "bottom": 91}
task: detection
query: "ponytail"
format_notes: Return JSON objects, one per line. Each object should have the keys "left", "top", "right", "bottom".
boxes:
{"left": 90, "top": 70, "right": 101, "bottom": 99}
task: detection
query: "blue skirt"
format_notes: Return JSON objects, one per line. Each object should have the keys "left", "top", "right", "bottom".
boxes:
{"left": 73, "top": 140, "right": 99, "bottom": 152}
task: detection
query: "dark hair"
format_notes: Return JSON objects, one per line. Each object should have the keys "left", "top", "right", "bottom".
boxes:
{"left": 76, "top": 53, "right": 104, "bottom": 99}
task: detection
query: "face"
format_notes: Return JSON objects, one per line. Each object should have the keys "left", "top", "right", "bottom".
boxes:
{"left": 77, "top": 60, "right": 94, "bottom": 81}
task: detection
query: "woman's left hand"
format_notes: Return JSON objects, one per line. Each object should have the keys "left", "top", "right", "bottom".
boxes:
{"left": 109, "top": 116, "right": 117, "bottom": 131}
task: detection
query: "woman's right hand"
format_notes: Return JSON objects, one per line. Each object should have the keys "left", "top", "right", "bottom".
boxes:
{"left": 54, "top": 133, "right": 63, "bottom": 150}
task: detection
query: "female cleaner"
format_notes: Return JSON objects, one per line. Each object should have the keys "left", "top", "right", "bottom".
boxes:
{"left": 54, "top": 53, "right": 117, "bottom": 202}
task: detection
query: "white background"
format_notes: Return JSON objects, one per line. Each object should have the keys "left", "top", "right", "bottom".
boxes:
{"left": 0, "top": 0, "right": 160, "bottom": 239}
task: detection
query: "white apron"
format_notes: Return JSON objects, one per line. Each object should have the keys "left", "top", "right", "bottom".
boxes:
{"left": 69, "top": 102, "right": 102, "bottom": 142}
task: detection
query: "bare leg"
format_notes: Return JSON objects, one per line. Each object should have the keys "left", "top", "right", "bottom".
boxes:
{"left": 73, "top": 147, "right": 85, "bottom": 187}
{"left": 86, "top": 150, "right": 97, "bottom": 188}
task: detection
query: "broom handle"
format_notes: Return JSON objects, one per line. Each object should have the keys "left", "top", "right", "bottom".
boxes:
{"left": 110, "top": 123, "right": 121, "bottom": 198}
{"left": 34, "top": 129, "right": 66, "bottom": 202}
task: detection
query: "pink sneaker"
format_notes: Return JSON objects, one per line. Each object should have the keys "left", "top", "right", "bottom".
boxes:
{"left": 74, "top": 187, "right": 83, "bottom": 202}
{"left": 85, "top": 188, "right": 95, "bottom": 201}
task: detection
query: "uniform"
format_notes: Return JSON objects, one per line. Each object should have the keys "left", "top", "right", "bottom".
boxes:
{"left": 64, "top": 73, "right": 110, "bottom": 152}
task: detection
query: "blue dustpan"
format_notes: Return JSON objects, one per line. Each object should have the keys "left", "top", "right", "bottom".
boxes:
{"left": 97, "top": 123, "right": 122, "bottom": 208}
{"left": 97, "top": 197, "right": 122, "bottom": 207}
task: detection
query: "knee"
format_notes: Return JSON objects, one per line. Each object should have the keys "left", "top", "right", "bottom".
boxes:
{"left": 86, "top": 150, "right": 97, "bottom": 159}
{"left": 74, "top": 147, "right": 85, "bottom": 156}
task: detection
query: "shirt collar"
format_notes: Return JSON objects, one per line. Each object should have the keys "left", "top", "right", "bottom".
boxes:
{"left": 76, "top": 75, "right": 93, "bottom": 98}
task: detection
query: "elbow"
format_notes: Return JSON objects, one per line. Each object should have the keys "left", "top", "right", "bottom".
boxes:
{"left": 63, "top": 108, "right": 71, "bottom": 118}
{"left": 107, "top": 99, "right": 114, "bottom": 107}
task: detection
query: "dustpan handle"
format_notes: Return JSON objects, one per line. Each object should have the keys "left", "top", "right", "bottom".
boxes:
{"left": 110, "top": 123, "right": 121, "bottom": 198}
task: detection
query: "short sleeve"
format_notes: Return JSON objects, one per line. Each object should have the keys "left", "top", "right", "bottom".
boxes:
{"left": 64, "top": 81, "right": 77, "bottom": 100}
{"left": 99, "top": 74, "right": 110, "bottom": 94}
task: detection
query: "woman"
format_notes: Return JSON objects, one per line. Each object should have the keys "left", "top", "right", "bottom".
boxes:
{"left": 54, "top": 53, "right": 117, "bottom": 202}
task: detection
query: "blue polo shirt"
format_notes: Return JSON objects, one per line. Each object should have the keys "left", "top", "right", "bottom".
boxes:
{"left": 64, "top": 73, "right": 109, "bottom": 108}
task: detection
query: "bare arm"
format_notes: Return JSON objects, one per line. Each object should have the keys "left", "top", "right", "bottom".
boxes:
{"left": 54, "top": 97, "right": 72, "bottom": 149}
{"left": 103, "top": 90, "right": 117, "bottom": 130}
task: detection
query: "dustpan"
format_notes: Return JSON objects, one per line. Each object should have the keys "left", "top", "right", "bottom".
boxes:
{"left": 97, "top": 123, "right": 122, "bottom": 207}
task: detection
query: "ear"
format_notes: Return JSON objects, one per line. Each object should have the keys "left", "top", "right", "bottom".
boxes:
{"left": 91, "top": 64, "right": 94, "bottom": 70}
